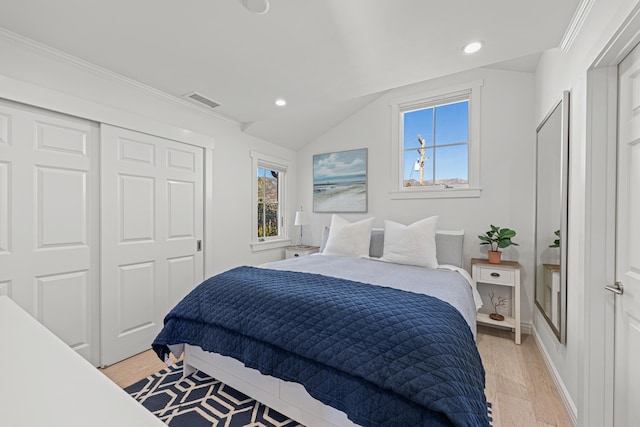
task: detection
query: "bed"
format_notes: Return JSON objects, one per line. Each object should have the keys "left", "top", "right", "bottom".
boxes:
{"left": 152, "top": 220, "right": 489, "bottom": 427}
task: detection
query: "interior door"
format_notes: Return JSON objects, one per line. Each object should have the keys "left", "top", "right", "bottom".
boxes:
{"left": 0, "top": 99, "right": 100, "bottom": 365}
{"left": 100, "top": 124, "right": 204, "bottom": 366}
{"left": 614, "top": 43, "right": 640, "bottom": 426}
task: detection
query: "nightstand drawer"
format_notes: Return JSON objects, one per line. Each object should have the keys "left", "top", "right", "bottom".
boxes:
{"left": 477, "top": 266, "right": 515, "bottom": 285}
{"left": 285, "top": 246, "right": 319, "bottom": 259}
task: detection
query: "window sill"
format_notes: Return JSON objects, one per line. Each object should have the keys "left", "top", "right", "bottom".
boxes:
{"left": 389, "top": 187, "right": 482, "bottom": 200}
{"left": 250, "top": 239, "right": 292, "bottom": 252}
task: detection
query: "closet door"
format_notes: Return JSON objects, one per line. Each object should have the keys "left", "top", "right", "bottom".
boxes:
{"left": 100, "top": 125, "right": 204, "bottom": 366}
{"left": 0, "top": 99, "right": 100, "bottom": 365}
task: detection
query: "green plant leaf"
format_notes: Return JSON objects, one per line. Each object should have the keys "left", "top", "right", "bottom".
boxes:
{"left": 497, "top": 239, "right": 511, "bottom": 248}
{"left": 500, "top": 229, "right": 516, "bottom": 239}
{"left": 479, "top": 224, "right": 518, "bottom": 249}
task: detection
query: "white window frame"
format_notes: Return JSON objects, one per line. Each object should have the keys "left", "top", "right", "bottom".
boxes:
{"left": 250, "top": 151, "right": 292, "bottom": 251}
{"left": 389, "top": 80, "right": 483, "bottom": 199}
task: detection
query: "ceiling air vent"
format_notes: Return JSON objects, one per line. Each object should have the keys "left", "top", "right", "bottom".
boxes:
{"left": 184, "top": 92, "right": 221, "bottom": 110}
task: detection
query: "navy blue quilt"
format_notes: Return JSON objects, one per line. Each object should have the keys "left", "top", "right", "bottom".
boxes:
{"left": 152, "top": 266, "right": 489, "bottom": 427}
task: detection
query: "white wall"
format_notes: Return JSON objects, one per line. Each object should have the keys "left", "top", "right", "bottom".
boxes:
{"left": 533, "top": 0, "right": 640, "bottom": 424}
{"left": 6, "top": 2, "right": 639, "bottom": 421}
{"left": 0, "top": 31, "right": 297, "bottom": 275}
{"left": 297, "top": 68, "right": 537, "bottom": 323}
{"left": 206, "top": 121, "right": 298, "bottom": 273}
{"left": 534, "top": 48, "right": 585, "bottom": 420}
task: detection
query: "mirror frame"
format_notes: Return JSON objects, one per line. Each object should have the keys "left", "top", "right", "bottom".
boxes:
{"left": 534, "top": 90, "right": 569, "bottom": 344}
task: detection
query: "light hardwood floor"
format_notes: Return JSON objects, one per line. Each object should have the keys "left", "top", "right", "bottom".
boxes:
{"left": 476, "top": 326, "right": 573, "bottom": 427}
{"left": 100, "top": 326, "right": 573, "bottom": 427}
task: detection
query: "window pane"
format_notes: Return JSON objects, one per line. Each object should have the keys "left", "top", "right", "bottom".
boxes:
{"left": 264, "top": 203, "right": 279, "bottom": 237}
{"left": 435, "top": 144, "right": 469, "bottom": 184}
{"left": 257, "top": 179, "right": 264, "bottom": 202}
{"left": 403, "top": 108, "right": 434, "bottom": 150}
{"left": 403, "top": 148, "right": 434, "bottom": 187}
{"left": 257, "top": 203, "right": 265, "bottom": 237}
{"left": 435, "top": 101, "right": 468, "bottom": 145}
{"left": 257, "top": 168, "right": 265, "bottom": 202}
{"left": 264, "top": 169, "right": 279, "bottom": 203}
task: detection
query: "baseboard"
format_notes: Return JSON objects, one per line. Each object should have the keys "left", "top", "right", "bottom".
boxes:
{"left": 520, "top": 322, "right": 532, "bottom": 336}
{"left": 531, "top": 324, "right": 577, "bottom": 426}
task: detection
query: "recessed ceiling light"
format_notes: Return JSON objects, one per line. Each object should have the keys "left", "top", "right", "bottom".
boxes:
{"left": 241, "top": 0, "right": 270, "bottom": 14}
{"left": 462, "top": 41, "right": 483, "bottom": 55}
{"left": 275, "top": 98, "right": 287, "bottom": 107}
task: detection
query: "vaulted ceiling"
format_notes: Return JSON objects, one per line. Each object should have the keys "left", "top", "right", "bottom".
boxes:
{"left": 0, "top": 0, "right": 581, "bottom": 149}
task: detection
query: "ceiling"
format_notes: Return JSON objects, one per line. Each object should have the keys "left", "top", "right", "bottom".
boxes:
{"left": 0, "top": 0, "right": 581, "bottom": 149}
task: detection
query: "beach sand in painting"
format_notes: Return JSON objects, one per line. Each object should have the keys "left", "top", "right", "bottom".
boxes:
{"left": 313, "top": 148, "right": 367, "bottom": 212}
{"left": 314, "top": 181, "right": 366, "bottom": 212}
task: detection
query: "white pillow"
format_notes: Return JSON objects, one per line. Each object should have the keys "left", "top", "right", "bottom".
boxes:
{"left": 380, "top": 216, "right": 439, "bottom": 268}
{"left": 322, "top": 215, "right": 374, "bottom": 258}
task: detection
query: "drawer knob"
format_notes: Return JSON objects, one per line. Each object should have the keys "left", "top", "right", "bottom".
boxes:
{"left": 490, "top": 272, "right": 500, "bottom": 277}
{"left": 294, "top": 253, "right": 299, "bottom": 257}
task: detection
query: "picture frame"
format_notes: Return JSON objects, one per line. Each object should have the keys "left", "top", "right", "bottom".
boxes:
{"left": 313, "top": 148, "right": 368, "bottom": 213}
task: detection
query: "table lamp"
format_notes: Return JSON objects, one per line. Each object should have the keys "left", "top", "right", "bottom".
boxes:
{"left": 294, "top": 206, "right": 308, "bottom": 247}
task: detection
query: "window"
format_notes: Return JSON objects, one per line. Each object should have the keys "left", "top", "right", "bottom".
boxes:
{"left": 390, "top": 80, "right": 482, "bottom": 199}
{"left": 403, "top": 98, "right": 469, "bottom": 187}
{"left": 251, "top": 151, "right": 291, "bottom": 250}
{"left": 257, "top": 167, "right": 281, "bottom": 239}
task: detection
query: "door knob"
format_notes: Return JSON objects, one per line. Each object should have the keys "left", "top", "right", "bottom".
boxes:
{"left": 605, "top": 282, "right": 624, "bottom": 295}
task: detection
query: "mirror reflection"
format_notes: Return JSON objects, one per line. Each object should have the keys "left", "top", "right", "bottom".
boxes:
{"left": 535, "top": 91, "right": 569, "bottom": 343}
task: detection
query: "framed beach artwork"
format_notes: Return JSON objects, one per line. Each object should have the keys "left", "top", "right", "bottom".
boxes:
{"left": 313, "top": 148, "right": 368, "bottom": 213}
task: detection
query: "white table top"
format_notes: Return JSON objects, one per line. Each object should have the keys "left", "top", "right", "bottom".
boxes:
{"left": 0, "top": 296, "right": 165, "bottom": 427}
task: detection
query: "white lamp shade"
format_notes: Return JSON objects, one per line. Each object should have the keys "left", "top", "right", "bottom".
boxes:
{"left": 294, "top": 210, "right": 308, "bottom": 226}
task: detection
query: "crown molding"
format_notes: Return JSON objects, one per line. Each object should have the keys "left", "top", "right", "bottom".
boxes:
{"left": 0, "top": 74, "right": 215, "bottom": 149}
{"left": 560, "top": 0, "right": 596, "bottom": 52}
{"left": 0, "top": 27, "right": 240, "bottom": 127}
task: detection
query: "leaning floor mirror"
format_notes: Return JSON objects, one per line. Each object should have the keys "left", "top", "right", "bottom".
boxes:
{"left": 535, "top": 91, "right": 569, "bottom": 343}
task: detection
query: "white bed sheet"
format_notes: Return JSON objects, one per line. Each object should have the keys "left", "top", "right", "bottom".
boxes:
{"left": 263, "top": 254, "right": 481, "bottom": 336}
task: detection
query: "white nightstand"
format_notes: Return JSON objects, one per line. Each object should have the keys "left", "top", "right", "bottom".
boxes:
{"left": 471, "top": 258, "right": 522, "bottom": 344}
{"left": 285, "top": 245, "right": 320, "bottom": 259}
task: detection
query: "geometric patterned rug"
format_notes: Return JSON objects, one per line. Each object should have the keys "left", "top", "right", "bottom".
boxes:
{"left": 125, "top": 362, "right": 303, "bottom": 427}
{"left": 126, "top": 361, "right": 493, "bottom": 427}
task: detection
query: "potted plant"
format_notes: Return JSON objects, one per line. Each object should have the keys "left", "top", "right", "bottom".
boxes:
{"left": 478, "top": 225, "right": 519, "bottom": 264}
{"left": 549, "top": 229, "right": 560, "bottom": 248}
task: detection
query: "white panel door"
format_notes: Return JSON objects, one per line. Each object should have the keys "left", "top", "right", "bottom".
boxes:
{"left": 615, "top": 44, "right": 640, "bottom": 426}
{"left": 0, "top": 99, "right": 99, "bottom": 364}
{"left": 101, "top": 125, "right": 204, "bottom": 366}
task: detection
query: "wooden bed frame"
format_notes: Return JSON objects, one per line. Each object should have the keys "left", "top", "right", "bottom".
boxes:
{"left": 183, "top": 344, "right": 359, "bottom": 427}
